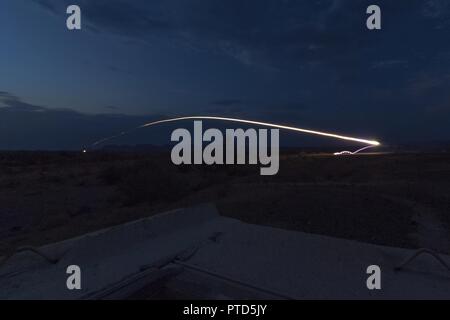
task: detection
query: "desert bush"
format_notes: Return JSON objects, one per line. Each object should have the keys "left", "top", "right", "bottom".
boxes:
{"left": 98, "top": 165, "right": 124, "bottom": 185}
{"left": 117, "top": 162, "right": 189, "bottom": 206}
{"left": 38, "top": 173, "right": 65, "bottom": 184}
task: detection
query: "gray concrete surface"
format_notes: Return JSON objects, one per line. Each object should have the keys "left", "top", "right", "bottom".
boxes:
{"left": 1, "top": 203, "right": 449, "bottom": 299}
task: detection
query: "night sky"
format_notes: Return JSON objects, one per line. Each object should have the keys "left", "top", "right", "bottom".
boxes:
{"left": 1, "top": 0, "right": 450, "bottom": 149}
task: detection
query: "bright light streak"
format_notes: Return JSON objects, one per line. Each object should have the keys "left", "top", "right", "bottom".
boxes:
{"left": 90, "top": 116, "right": 381, "bottom": 149}
{"left": 139, "top": 116, "right": 380, "bottom": 145}
{"left": 333, "top": 145, "right": 375, "bottom": 156}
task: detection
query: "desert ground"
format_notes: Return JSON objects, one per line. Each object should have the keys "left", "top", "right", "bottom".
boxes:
{"left": 0, "top": 150, "right": 449, "bottom": 256}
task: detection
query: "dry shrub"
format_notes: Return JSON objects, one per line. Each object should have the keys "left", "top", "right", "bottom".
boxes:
{"left": 117, "top": 161, "right": 189, "bottom": 206}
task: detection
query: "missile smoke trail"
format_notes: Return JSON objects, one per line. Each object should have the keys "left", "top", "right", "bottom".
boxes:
{"left": 89, "top": 116, "right": 380, "bottom": 150}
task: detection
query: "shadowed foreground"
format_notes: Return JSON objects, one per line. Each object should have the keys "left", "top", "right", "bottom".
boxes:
{"left": 0, "top": 150, "right": 449, "bottom": 256}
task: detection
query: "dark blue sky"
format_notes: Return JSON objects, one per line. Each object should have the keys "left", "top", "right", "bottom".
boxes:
{"left": 1, "top": 0, "right": 450, "bottom": 149}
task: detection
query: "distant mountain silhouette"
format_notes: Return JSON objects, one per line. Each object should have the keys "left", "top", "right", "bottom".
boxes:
{"left": 101, "top": 144, "right": 170, "bottom": 153}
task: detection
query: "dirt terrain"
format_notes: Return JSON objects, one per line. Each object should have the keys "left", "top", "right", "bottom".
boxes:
{"left": 0, "top": 150, "right": 449, "bottom": 256}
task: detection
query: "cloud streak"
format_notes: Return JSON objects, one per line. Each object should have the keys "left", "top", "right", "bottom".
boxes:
{"left": 0, "top": 91, "right": 163, "bottom": 150}
{"left": 30, "top": 0, "right": 450, "bottom": 78}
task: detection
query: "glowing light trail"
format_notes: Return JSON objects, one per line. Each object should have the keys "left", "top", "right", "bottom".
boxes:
{"left": 333, "top": 145, "right": 375, "bottom": 156}
{"left": 90, "top": 116, "right": 380, "bottom": 150}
